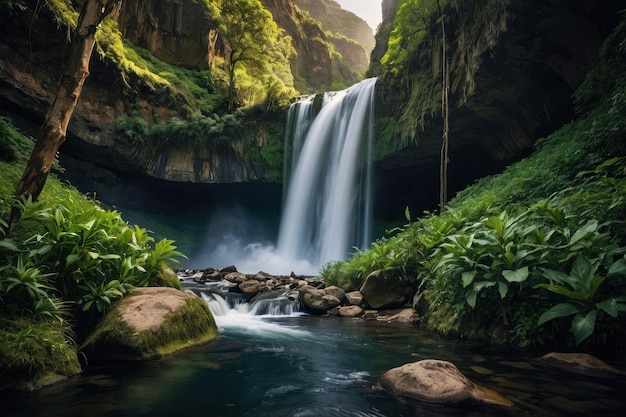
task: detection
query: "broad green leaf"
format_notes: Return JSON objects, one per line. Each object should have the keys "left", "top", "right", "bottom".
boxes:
{"left": 461, "top": 270, "right": 476, "bottom": 288}
{"left": 82, "top": 219, "right": 97, "bottom": 230}
{"left": 465, "top": 288, "right": 477, "bottom": 308}
{"left": 100, "top": 254, "right": 121, "bottom": 259}
{"left": 571, "top": 310, "right": 596, "bottom": 345}
{"left": 474, "top": 280, "right": 497, "bottom": 291}
{"left": 504, "top": 251, "right": 515, "bottom": 267}
{"left": 568, "top": 255, "right": 600, "bottom": 297}
{"left": 503, "top": 267, "right": 529, "bottom": 283}
{"left": 88, "top": 251, "right": 99, "bottom": 259}
{"left": 533, "top": 283, "right": 587, "bottom": 301}
{"left": 597, "top": 298, "right": 619, "bottom": 318}
{"left": 569, "top": 220, "right": 598, "bottom": 245}
{"left": 66, "top": 253, "right": 79, "bottom": 265}
{"left": 615, "top": 296, "right": 626, "bottom": 312}
{"left": 404, "top": 206, "right": 411, "bottom": 222}
{"left": 608, "top": 257, "right": 626, "bottom": 276}
{"left": 539, "top": 268, "right": 570, "bottom": 284}
{"left": 498, "top": 281, "right": 508, "bottom": 299}
{"left": 538, "top": 303, "right": 580, "bottom": 325}
{"left": 0, "top": 239, "right": 19, "bottom": 251}
{"left": 588, "top": 275, "right": 605, "bottom": 299}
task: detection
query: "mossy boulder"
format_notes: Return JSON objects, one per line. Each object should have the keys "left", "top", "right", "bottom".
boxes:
{"left": 82, "top": 287, "right": 218, "bottom": 362}
{"left": 0, "top": 322, "right": 81, "bottom": 391}
{"left": 360, "top": 270, "right": 412, "bottom": 309}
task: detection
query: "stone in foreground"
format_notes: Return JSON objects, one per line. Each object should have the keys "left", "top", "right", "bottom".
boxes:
{"left": 379, "top": 360, "right": 512, "bottom": 406}
{"left": 83, "top": 287, "right": 218, "bottom": 361}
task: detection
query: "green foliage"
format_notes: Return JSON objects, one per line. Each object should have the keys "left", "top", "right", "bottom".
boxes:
{"left": 217, "top": 0, "right": 296, "bottom": 110}
{"left": 1, "top": 198, "right": 186, "bottom": 318}
{"left": 259, "top": 136, "right": 284, "bottom": 181}
{"left": 0, "top": 117, "right": 192, "bottom": 388}
{"left": 0, "top": 320, "right": 81, "bottom": 390}
{"left": 0, "top": 116, "right": 33, "bottom": 163}
{"left": 535, "top": 255, "right": 626, "bottom": 345}
{"left": 323, "top": 16, "right": 626, "bottom": 354}
{"left": 95, "top": 19, "right": 221, "bottom": 118}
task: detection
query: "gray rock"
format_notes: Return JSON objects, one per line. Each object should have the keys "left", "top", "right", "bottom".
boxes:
{"left": 239, "top": 280, "right": 261, "bottom": 294}
{"left": 339, "top": 305, "right": 363, "bottom": 317}
{"left": 324, "top": 286, "right": 346, "bottom": 303}
{"left": 379, "top": 360, "right": 512, "bottom": 406}
{"left": 299, "top": 286, "right": 341, "bottom": 311}
{"left": 224, "top": 272, "right": 247, "bottom": 284}
{"left": 345, "top": 291, "right": 363, "bottom": 306}
{"left": 387, "top": 308, "right": 420, "bottom": 324}
{"left": 536, "top": 352, "right": 626, "bottom": 378}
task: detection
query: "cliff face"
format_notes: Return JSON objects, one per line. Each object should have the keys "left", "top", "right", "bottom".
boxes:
{"left": 116, "top": 0, "right": 214, "bottom": 69}
{"left": 0, "top": 0, "right": 369, "bottom": 187}
{"left": 292, "top": 0, "right": 373, "bottom": 76}
{"left": 374, "top": 0, "right": 625, "bottom": 174}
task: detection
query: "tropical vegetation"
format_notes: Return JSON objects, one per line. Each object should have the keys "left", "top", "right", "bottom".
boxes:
{"left": 323, "top": 14, "right": 626, "bottom": 358}
{"left": 0, "top": 117, "right": 186, "bottom": 389}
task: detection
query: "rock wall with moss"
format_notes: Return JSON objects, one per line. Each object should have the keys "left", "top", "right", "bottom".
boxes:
{"left": 370, "top": 0, "right": 625, "bottom": 183}
{"left": 0, "top": 0, "right": 369, "bottom": 187}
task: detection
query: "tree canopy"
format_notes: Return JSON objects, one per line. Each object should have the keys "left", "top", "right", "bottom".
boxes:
{"left": 216, "top": 0, "right": 296, "bottom": 110}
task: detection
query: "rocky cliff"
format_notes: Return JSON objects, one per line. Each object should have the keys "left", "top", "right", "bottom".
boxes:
{"left": 292, "top": 0, "right": 373, "bottom": 76}
{"left": 0, "top": 0, "right": 369, "bottom": 187}
{"left": 372, "top": 0, "right": 626, "bottom": 206}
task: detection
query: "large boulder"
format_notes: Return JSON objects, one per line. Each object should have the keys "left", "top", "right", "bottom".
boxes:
{"left": 299, "top": 286, "right": 341, "bottom": 312}
{"left": 379, "top": 360, "right": 512, "bottom": 406}
{"left": 83, "top": 287, "right": 218, "bottom": 361}
{"left": 360, "top": 270, "right": 412, "bottom": 309}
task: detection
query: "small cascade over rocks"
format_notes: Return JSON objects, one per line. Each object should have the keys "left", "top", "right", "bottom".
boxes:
{"left": 178, "top": 266, "right": 310, "bottom": 319}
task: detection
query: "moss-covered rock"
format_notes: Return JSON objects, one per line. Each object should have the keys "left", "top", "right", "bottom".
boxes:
{"left": 0, "top": 321, "right": 81, "bottom": 391}
{"left": 82, "top": 287, "right": 218, "bottom": 362}
{"left": 360, "top": 270, "right": 412, "bottom": 309}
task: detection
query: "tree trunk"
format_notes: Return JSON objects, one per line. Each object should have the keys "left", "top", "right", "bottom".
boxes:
{"left": 9, "top": 0, "right": 119, "bottom": 231}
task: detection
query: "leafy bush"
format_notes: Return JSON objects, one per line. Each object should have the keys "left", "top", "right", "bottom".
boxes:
{"left": 1, "top": 198, "right": 185, "bottom": 321}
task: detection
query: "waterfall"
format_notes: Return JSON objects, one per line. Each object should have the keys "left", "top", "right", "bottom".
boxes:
{"left": 277, "top": 78, "right": 377, "bottom": 269}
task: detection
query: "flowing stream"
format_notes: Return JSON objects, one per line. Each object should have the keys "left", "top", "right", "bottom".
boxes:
{"left": 3, "top": 284, "right": 625, "bottom": 417}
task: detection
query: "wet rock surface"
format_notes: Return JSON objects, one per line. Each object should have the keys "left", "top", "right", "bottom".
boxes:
{"left": 177, "top": 266, "right": 421, "bottom": 322}
{"left": 379, "top": 359, "right": 513, "bottom": 407}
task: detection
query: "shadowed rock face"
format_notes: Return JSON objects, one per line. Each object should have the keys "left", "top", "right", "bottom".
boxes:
{"left": 376, "top": 0, "right": 624, "bottom": 173}
{"left": 370, "top": 0, "right": 625, "bottom": 213}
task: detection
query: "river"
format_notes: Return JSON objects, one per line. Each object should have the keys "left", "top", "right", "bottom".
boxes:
{"left": 3, "top": 284, "right": 625, "bottom": 417}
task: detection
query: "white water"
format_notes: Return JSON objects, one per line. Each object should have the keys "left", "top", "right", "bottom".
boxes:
{"left": 202, "top": 292, "right": 310, "bottom": 337}
{"left": 277, "top": 77, "right": 377, "bottom": 268}
{"left": 197, "top": 79, "right": 377, "bottom": 275}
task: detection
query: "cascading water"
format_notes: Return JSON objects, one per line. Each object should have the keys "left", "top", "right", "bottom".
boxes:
{"left": 277, "top": 77, "right": 377, "bottom": 269}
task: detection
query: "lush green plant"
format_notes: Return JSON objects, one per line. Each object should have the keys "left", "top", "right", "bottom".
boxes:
{"left": 535, "top": 254, "right": 626, "bottom": 345}
{"left": 1, "top": 194, "right": 186, "bottom": 343}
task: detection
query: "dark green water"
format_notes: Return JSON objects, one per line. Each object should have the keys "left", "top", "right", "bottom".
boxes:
{"left": 3, "top": 301, "right": 626, "bottom": 417}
